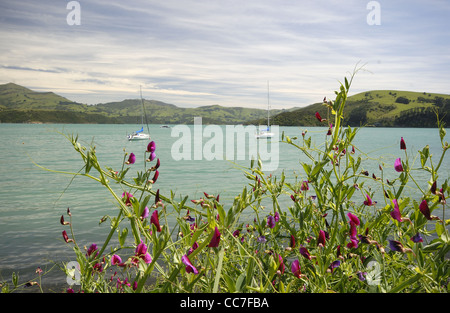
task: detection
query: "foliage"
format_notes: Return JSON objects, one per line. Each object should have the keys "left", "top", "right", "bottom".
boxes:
{"left": 269, "top": 89, "right": 450, "bottom": 127}
{"left": 3, "top": 68, "right": 449, "bottom": 293}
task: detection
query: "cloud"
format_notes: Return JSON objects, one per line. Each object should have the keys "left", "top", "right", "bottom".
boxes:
{"left": 0, "top": 0, "right": 449, "bottom": 108}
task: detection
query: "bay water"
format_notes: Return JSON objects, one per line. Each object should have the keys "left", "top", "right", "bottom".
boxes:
{"left": 0, "top": 123, "right": 448, "bottom": 291}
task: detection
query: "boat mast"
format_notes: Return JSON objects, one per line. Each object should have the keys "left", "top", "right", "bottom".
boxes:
{"left": 267, "top": 81, "right": 270, "bottom": 129}
{"left": 140, "top": 85, "right": 151, "bottom": 135}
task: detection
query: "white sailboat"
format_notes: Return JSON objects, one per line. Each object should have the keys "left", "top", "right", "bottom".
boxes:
{"left": 256, "top": 81, "right": 274, "bottom": 139}
{"left": 128, "top": 86, "right": 151, "bottom": 141}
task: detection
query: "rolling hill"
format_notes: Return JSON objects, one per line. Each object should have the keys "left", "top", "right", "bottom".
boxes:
{"left": 255, "top": 90, "right": 450, "bottom": 128}
{"left": 0, "top": 83, "right": 449, "bottom": 127}
{"left": 0, "top": 83, "right": 281, "bottom": 124}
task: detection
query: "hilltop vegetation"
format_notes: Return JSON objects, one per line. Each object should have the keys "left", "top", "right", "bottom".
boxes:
{"left": 262, "top": 90, "right": 450, "bottom": 127}
{"left": 0, "top": 83, "right": 279, "bottom": 124}
{"left": 0, "top": 83, "right": 449, "bottom": 127}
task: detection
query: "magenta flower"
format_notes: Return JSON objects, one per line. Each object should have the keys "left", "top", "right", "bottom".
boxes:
{"left": 400, "top": 137, "right": 406, "bottom": 150}
{"left": 419, "top": 199, "right": 438, "bottom": 220}
{"left": 187, "top": 242, "right": 199, "bottom": 255}
{"left": 126, "top": 153, "right": 136, "bottom": 165}
{"left": 267, "top": 215, "right": 276, "bottom": 228}
{"left": 277, "top": 254, "right": 285, "bottom": 274}
{"left": 394, "top": 158, "right": 404, "bottom": 172}
{"left": 291, "top": 260, "right": 303, "bottom": 279}
{"left": 148, "top": 152, "right": 156, "bottom": 162}
{"left": 390, "top": 199, "right": 402, "bottom": 222}
{"left": 290, "top": 235, "right": 296, "bottom": 249}
{"left": 62, "top": 230, "right": 73, "bottom": 243}
{"left": 327, "top": 123, "right": 333, "bottom": 136}
{"left": 347, "top": 238, "right": 359, "bottom": 249}
{"left": 182, "top": 254, "right": 199, "bottom": 274}
{"left": 60, "top": 215, "right": 70, "bottom": 226}
{"left": 141, "top": 206, "right": 149, "bottom": 220}
{"left": 208, "top": 227, "right": 221, "bottom": 247}
{"left": 151, "top": 210, "right": 162, "bottom": 232}
{"left": 347, "top": 220, "right": 359, "bottom": 249}
{"left": 363, "top": 194, "right": 376, "bottom": 206}
{"left": 274, "top": 212, "right": 280, "bottom": 222}
{"left": 111, "top": 254, "right": 122, "bottom": 265}
{"left": 317, "top": 230, "right": 326, "bottom": 247}
{"left": 147, "top": 141, "right": 156, "bottom": 153}
{"left": 315, "top": 112, "right": 324, "bottom": 122}
{"left": 86, "top": 243, "right": 98, "bottom": 257}
{"left": 134, "top": 241, "right": 152, "bottom": 264}
{"left": 301, "top": 180, "right": 309, "bottom": 191}
{"left": 122, "top": 192, "right": 133, "bottom": 206}
{"left": 299, "top": 246, "right": 312, "bottom": 260}
{"left": 347, "top": 212, "right": 360, "bottom": 226}
{"left": 150, "top": 170, "right": 159, "bottom": 184}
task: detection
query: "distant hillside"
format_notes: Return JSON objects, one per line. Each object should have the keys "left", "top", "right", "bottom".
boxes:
{"left": 261, "top": 90, "right": 450, "bottom": 128}
{"left": 1, "top": 83, "right": 449, "bottom": 126}
{"left": 0, "top": 83, "right": 279, "bottom": 124}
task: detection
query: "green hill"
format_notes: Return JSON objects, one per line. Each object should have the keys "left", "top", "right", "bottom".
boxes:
{"left": 1, "top": 83, "right": 449, "bottom": 126}
{"left": 264, "top": 90, "right": 450, "bottom": 127}
{"left": 0, "top": 83, "right": 278, "bottom": 124}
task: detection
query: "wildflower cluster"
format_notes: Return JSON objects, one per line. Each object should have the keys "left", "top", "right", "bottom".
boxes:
{"left": 15, "top": 67, "right": 448, "bottom": 294}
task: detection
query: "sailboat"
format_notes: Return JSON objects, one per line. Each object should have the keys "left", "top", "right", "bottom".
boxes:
{"left": 255, "top": 81, "right": 274, "bottom": 139}
{"left": 127, "top": 86, "right": 151, "bottom": 141}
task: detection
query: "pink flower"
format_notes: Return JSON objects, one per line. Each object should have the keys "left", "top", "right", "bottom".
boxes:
{"left": 363, "top": 194, "right": 376, "bottom": 206}
{"left": 149, "top": 170, "right": 159, "bottom": 183}
{"left": 315, "top": 112, "right": 325, "bottom": 122}
{"left": 291, "top": 260, "right": 303, "bottom": 279}
{"left": 126, "top": 153, "right": 136, "bottom": 165}
{"left": 182, "top": 255, "right": 199, "bottom": 274}
{"left": 122, "top": 192, "right": 133, "bottom": 206}
{"left": 317, "top": 230, "right": 326, "bottom": 247}
{"left": 134, "top": 241, "right": 152, "bottom": 264}
{"left": 299, "top": 246, "right": 312, "bottom": 260}
{"left": 147, "top": 141, "right": 156, "bottom": 153}
{"left": 208, "top": 227, "right": 221, "bottom": 248}
{"left": 390, "top": 199, "right": 402, "bottom": 222}
{"left": 267, "top": 215, "right": 276, "bottom": 228}
{"left": 150, "top": 210, "right": 162, "bottom": 232}
{"left": 111, "top": 254, "right": 122, "bottom": 265}
{"left": 419, "top": 199, "right": 439, "bottom": 221}
{"left": 62, "top": 230, "right": 73, "bottom": 243}
{"left": 400, "top": 137, "right": 406, "bottom": 150}
{"left": 86, "top": 243, "right": 98, "bottom": 257}
{"left": 347, "top": 212, "right": 360, "bottom": 226}
{"left": 394, "top": 158, "right": 404, "bottom": 172}
{"left": 301, "top": 180, "right": 309, "bottom": 191}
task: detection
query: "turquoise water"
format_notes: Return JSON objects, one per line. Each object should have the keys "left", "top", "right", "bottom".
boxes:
{"left": 0, "top": 123, "right": 448, "bottom": 290}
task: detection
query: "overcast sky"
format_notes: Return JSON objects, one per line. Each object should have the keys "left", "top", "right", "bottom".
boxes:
{"left": 1, "top": 0, "right": 449, "bottom": 109}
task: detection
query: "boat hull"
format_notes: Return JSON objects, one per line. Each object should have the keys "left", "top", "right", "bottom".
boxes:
{"left": 127, "top": 133, "right": 150, "bottom": 141}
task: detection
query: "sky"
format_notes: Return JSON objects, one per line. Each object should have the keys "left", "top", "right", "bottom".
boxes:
{"left": 0, "top": 0, "right": 449, "bottom": 109}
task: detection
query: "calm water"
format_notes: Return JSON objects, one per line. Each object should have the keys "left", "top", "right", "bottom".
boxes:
{"left": 0, "top": 123, "right": 448, "bottom": 291}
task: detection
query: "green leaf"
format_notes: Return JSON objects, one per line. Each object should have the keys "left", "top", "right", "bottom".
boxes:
{"left": 236, "top": 273, "right": 246, "bottom": 292}
{"left": 389, "top": 273, "right": 422, "bottom": 293}
{"left": 212, "top": 248, "right": 225, "bottom": 293}
{"left": 119, "top": 228, "right": 128, "bottom": 247}
{"left": 436, "top": 222, "right": 445, "bottom": 237}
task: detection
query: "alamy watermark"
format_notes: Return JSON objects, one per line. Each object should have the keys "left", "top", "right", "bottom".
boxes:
{"left": 367, "top": 1, "right": 381, "bottom": 25}
{"left": 170, "top": 117, "right": 280, "bottom": 172}
{"left": 66, "top": 261, "right": 81, "bottom": 285}
{"left": 66, "top": 1, "right": 81, "bottom": 26}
